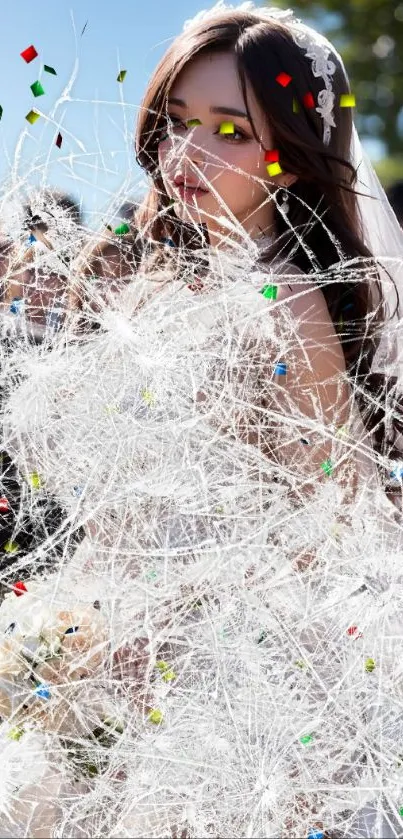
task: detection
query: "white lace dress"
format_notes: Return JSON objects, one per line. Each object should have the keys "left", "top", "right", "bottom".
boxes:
{"left": 1, "top": 247, "right": 403, "bottom": 838}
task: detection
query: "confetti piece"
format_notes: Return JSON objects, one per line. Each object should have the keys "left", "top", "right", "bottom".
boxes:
{"left": 300, "top": 734, "right": 313, "bottom": 744}
{"left": 4, "top": 541, "right": 19, "bottom": 554}
{"left": 347, "top": 626, "right": 358, "bottom": 636}
{"left": 27, "top": 472, "right": 44, "bottom": 489}
{"left": 293, "top": 98, "right": 300, "bottom": 113}
{"left": 13, "top": 581, "right": 27, "bottom": 596}
{"left": 141, "top": 389, "right": 155, "bottom": 406}
{"left": 162, "top": 669, "right": 176, "bottom": 682}
{"left": 146, "top": 570, "right": 157, "bottom": 581}
{"left": 215, "top": 505, "right": 224, "bottom": 514}
{"left": 365, "top": 658, "right": 376, "bottom": 672}
{"left": 321, "top": 458, "right": 333, "bottom": 476}
{"left": 156, "top": 660, "right": 170, "bottom": 672}
{"left": 148, "top": 709, "right": 164, "bottom": 724}
{"left": 187, "top": 278, "right": 204, "bottom": 292}
{"left": 28, "top": 233, "right": 36, "bottom": 244}
{"left": 340, "top": 94, "right": 356, "bottom": 108}
{"left": 219, "top": 121, "right": 235, "bottom": 134}
{"left": 7, "top": 727, "right": 24, "bottom": 741}
{"left": 294, "top": 659, "right": 307, "bottom": 669}
{"left": 35, "top": 684, "right": 51, "bottom": 700}
{"left": 25, "top": 110, "right": 40, "bottom": 125}
{"left": 186, "top": 118, "right": 201, "bottom": 127}
{"left": 21, "top": 45, "right": 38, "bottom": 63}
{"left": 73, "top": 486, "right": 83, "bottom": 497}
{"left": 276, "top": 71, "right": 292, "bottom": 87}
{"left": 0, "top": 497, "right": 9, "bottom": 512}
{"left": 267, "top": 161, "right": 283, "bottom": 176}
{"left": 161, "top": 237, "right": 175, "bottom": 247}
{"left": 399, "top": 806, "right": 403, "bottom": 816}
{"left": 264, "top": 149, "right": 280, "bottom": 163}
{"left": 65, "top": 626, "right": 79, "bottom": 635}
{"left": 10, "top": 297, "right": 25, "bottom": 314}
{"left": 335, "top": 425, "right": 348, "bottom": 438}
{"left": 55, "top": 132, "right": 62, "bottom": 148}
{"left": 303, "top": 92, "right": 315, "bottom": 109}
{"left": 300, "top": 438, "right": 309, "bottom": 445}
{"left": 260, "top": 283, "right": 278, "bottom": 299}
{"left": 117, "top": 70, "right": 127, "bottom": 83}
{"left": 44, "top": 64, "right": 57, "bottom": 75}
{"left": 114, "top": 223, "right": 130, "bottom": 235}
{"left": 308, "top": 831, "right": 324, "bottom": 839}
{"left": 274, "top": 362, "right": 287, "bottom": 375}
{"left": 30, "top": 80, "right": 45, "bottom": 97}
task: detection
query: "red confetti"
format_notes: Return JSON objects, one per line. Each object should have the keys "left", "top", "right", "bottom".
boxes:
{"left": 276, "top": 72, "right": 292, "bottom": 87}
{"left": 55, "top": 132, "right": 62, "bottom": 148}
{"left": 303, "top": 92, "right": 315, "bottom": 109}
{"left": 264, "top": 149, "right": 280, "bottom": 163}
{"left": 13, "top": 581, "right": 27, "bottom": 597}
{"left": 20, "top": 45, "right": 38, "bottom": 64}
{"left": 347, "top": 626, "right": 358, "bottom": 635}
{"left": 0, "top": 497, "right": 9, "bottom": 512}
{"left": 187, "top": 278, "right": 204, "bottom": 292}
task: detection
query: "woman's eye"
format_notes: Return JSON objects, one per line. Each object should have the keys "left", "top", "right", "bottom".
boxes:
{"left": 215, "top": 126, "right": 246, "bottom": 142}
{"left": 159, "top": 117, "right": 186, "bottom": 142}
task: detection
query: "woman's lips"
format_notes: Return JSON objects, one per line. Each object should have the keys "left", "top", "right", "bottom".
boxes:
{"left": 175, "top": 184, "right": 209, "bottom": 202}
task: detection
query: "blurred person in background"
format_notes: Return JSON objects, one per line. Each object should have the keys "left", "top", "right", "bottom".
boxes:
{"left": 67, "top": 198, "right": 144, "bottom": 331}
{"left": 5, "top": 189, "right": 85, "bottom": 344}
{"left": 387, "top": 180, "right": 403, "bottom": 230}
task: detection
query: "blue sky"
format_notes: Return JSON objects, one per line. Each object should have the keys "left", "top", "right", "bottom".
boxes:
{"left": 0, "top": 0, "right": 385, "bottom": 229}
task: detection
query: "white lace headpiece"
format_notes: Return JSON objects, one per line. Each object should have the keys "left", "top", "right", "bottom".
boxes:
{"left": 183, "top": 1, "right": 340, "bottom": 146}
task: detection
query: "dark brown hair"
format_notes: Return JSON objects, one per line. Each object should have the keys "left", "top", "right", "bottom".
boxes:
{"left": 132, "top": 10, "right": 403, "bottom": 491}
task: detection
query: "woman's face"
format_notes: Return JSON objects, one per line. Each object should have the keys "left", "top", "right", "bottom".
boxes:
{"left": 157, "top": 51, "right": 296, "bottom": 246}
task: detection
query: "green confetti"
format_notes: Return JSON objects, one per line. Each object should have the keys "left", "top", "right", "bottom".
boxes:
{"left": 365, "top": 658, "right": 376, "bottom": 672}
{"left": 260, "top": 284, "right": 278, "bottom": 300}
{"left": 114, "top": 223, "right": 130, "bottom": 235}
{"left": 117, "top": 70, "right": 127, "bottom": 83}
{"left": 399, "top": 806, "right": 403, "bottom": 816}
{"left": 25, "top": 110, "right": 40, "bottom": 125}
{"left": 300, "top": 734, "right": 313, "bottom": 745}
{"left": 321, "top": 459, "right": 333, "bottom": 476}
{"left": 30, "top": 81, "right": 45, "bottom": 97}
{"left": 293, "top": 98, "right": 300, "bottom": 113}
{"left": 146, "top": 570, "right": 157, "bottom": 581}
{"left": 156, "top": 660, "right": 170, "bottom": 672}
{"left": 44, "top": 64, "right": 57, "bottom": 75}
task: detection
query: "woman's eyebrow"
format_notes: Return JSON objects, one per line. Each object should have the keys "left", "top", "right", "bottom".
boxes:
{"left": 167, "top": 97, "right": 250, "bottom": 121}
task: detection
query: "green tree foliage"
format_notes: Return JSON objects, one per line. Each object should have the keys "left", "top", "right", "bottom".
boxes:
{"left": 268, "top": 0, "right": 403, "bottom": 158}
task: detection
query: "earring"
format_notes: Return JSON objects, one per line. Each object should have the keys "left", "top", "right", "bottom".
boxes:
{"left": 279, "top": 188, "right": 290, "bottom": 215}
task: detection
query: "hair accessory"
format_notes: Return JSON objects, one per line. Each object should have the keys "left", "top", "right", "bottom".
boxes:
{"left": 183, "top": 2, "right": 339, "bottom": 145}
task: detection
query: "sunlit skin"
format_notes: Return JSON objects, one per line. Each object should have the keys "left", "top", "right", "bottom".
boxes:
{"left": 157, "top": 51, "right": 297, "bottom": 249}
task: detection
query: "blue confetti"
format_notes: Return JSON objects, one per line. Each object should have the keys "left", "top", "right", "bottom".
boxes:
{"left": 35, "top": 684, "right": 51, "bottom": 700}
{"left": 274, "top": 362, "right": 287, "bottom": 375}
{"left": 10, "top": 297, "right": 25, "bottom": 315}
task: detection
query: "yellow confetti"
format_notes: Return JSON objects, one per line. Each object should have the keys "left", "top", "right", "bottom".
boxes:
{"left": 7, "top": 726, "right": 24, "bottom": 741}
{"left": 27, "top": 472, "right": 44, "bottom": 489}
{"left": 365, "top": 658, "right": 376, "bottom": 672}
{"left": 292, "top": 98, "right": 300, "bottom": 113}
{"left": 267, "top": 162, "right": 283, "bottom": 177}
{"left": 3, "top": 540, "right": 19, "bottom": 554}
{"left": 156, "top": 660, "right": 170, "bottom": 672}
{"left": 25, "top": 110, "right": 40, "bottom": 125}
{"left": 340, "top": 94, "right": 356, "bottom": 108}
{"left": 219, "top": 121, "right": 235, "bottom": 134}
{"left": 162, "top": 669, "right": 176, "bottom": 682}
{"left": 141, "top": 389, "right": 155, "bottom": 407}
{"left": 186, "top": 118, "right": 202, "bottom": 127}
{"left": 148, "top": 709, "right": 164, "bottom": 724}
